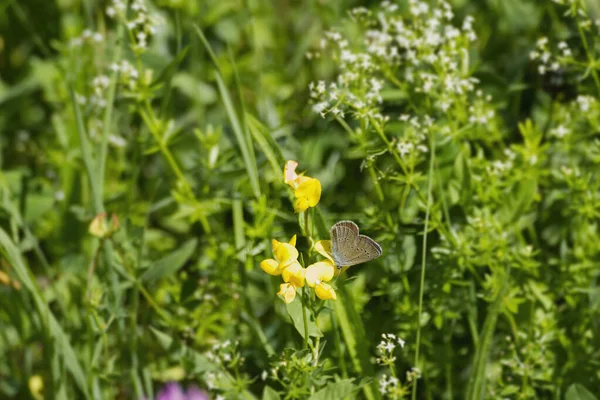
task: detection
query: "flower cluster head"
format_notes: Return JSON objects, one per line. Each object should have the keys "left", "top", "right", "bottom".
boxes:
{"left": 376, "top": 333, "right": 405, "bottom": 365}
{"left": 283, "top": 160, "right": 322, "bottom": 213}
{"left": 260, "top": 235, "right": 305, "bottom": 303}
{"left": 260, "top": 236, "right": 339, "bottom": 302}
{"left": 107, "top": 0, "right": 163, "bottom": 52}
{"left": 309, "top": 1, "right": 482, "bottom": 121}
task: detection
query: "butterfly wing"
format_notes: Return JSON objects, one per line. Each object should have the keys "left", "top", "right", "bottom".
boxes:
{"left": 330, "top": 220, "right": 382, "bottom": 267}
{"left": 339, "top": 235, "right": 382, "bottom": 266}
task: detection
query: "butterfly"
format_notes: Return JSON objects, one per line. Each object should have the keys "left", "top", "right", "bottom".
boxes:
{"left": 330, "top": 220, "right": 382, "bottom": 269}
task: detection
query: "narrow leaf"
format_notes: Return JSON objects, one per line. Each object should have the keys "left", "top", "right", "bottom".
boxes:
{"left": 140, "top": 239, "right": 197, "bottom": 283}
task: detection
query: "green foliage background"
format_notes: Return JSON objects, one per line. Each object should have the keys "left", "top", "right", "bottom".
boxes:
{"left": 1, "top": 0, "right": 600, "bottom": 399}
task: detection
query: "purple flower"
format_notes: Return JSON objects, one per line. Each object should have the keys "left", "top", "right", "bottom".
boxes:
{"left": 156, "top": 382, "right": 209, "bottom": 400}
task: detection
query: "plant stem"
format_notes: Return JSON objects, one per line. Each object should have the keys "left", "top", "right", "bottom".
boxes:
{"left": 411, "top": 135, "right": 436, "bottom": 400}
{"left": 302, "top": 287, "right": 310, "bottom": 350}
{"left": 465, "top": 270, "right": 509, "bottom": 399}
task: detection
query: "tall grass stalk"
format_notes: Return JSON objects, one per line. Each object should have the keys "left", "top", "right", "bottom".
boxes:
{"left": 411, "top": 136, "right": 436, "bottom": 400}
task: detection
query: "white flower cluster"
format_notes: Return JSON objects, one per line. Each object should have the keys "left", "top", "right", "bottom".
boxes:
{"left": 376, "top": 333, "right": 405, "bottom": 364}
{"left": 396, "top": 114, "right": 431, "bottom": 159}
{"left": 110, "top": 60, "right": 140, "bottom": 89}
{"left": 467, "top": 90, "right": 496, "bottom": 126}
{"left": 378, "top": 374, "right": 400, "bottom": 395}
{"left": 70, "top": 29, "right": 104, "bottom": 48}
{"left": 107, "top": 0, "right": 163, "bottom": 51}
{"left": 309, "top": 0, "right": 483, "bottom": 120}
{"left": 530, "top": 37, "right": 572, "bottom": 75}
{"left": 576, "top": 95, "right": 596, "bottom": 113}
{"left": 205, "top": 339, "right": 243, "bottom": 365}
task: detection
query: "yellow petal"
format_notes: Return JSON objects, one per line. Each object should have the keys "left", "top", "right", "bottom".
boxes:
{"left": 315, "top": 282, "right": 336, "bottom": 300}
{"left": 306, "top": 261, "right": 335, "bottom": 287}
{"left": 260, "top": 259, "right": 282, "bottom": 275}
{"left": 295, "top": 178, "right": 322, "bottom": 208}
{"left": 282, "top": 261, "right": 306, "bottom": 288}
{"left": 89, "top": 213, "right": 108, "bottom": 238}
{"left": 293, "top": 197, "right": 310, "bottom": 213}
{"left": 273, "top": 242, "right": 299, "bottom": 265}
{"left": 28, "top": 375, "right": 44, "bottom": 400}
{"left": 271, "top": 238, "right": 282, "bottom": 251}
{"left": 288, "top": 234, "right": 297, "bottom": 247}
{"left": 314, "top": 240, "right": 334, "bottom": 262}
{"left": 277, "top": 283, "right": 297, "bottom": 304}
{"left": 284, "top": 160, "right": 299, "bottom": 187}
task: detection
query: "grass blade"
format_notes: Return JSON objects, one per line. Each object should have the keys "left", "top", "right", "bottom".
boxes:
{"left": 0, "top": 227, "right": 91, "bottom": 398}
{"left": 194, "top": 25, "right": 261, "bottom": 198}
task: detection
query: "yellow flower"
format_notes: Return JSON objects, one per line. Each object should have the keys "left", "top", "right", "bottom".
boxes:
{"left": 283, "top": 160, "right": 322, "bottom": 213}
{"left": 28, "top": 375, "right": 44, "bottom": 400}
{"left": 282, "top": 261, "right": 306, "bottom": 288}
{"left": 88, "top": 213, "right": 120, "bottom": 238}
{"left": 293, "top": 177, "right": 322, "bottom": 213}
{"left": 314, "top": 240, "right": 349, "bottom": 276}
{"left": 260, "top": 235, "right": 299, "bottom": 276}
{"left": 277, "top": 283, "right": 297, "bottom": 304}
{"left": 306, "top": 261, "right": 337, "bottom": 300}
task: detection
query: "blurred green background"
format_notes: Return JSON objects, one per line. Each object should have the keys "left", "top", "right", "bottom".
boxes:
{"left": 1, "top": 0, "right": 600, "bottom": 399}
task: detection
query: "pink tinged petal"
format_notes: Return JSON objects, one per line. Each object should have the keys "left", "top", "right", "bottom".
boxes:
{"left": 186, "top": 386, "right": 209, "bottom": 400}
{"left": 284, "top": 160, "right": 299, "bottom": 186}
{"left": 156, "top": 382, "right": 186, "bottom": 400}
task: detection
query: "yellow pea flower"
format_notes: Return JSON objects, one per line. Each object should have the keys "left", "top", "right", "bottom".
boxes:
{"left": 293, "top": 177, "right": 322, "bottom": 213}
{"left": 277, "top": 283, "right": 297, "bottom": 304}
{"left": 283, "top": 160, "right": 322, "bottom": 213}
{"left": 260, "top": 235, "right": 299, "bottom": 276}
{"left": 314, "top": 240, "right": 349, "bottom": 276}
{"left": 282, "top": 261, "right": 306, "bottom": 288}
{"left": 306, "top": 261, "right": 337, "bottom": 300}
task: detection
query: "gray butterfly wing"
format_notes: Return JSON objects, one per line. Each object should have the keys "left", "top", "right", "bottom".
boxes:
{"left": 330, "top": 220, "right": 382, "bottom": 267}
{"left": 339, "top": 235, "right": 382, "bottom": 266}
{"left": 330, "top": 220, "right": 359, "bottom": 264}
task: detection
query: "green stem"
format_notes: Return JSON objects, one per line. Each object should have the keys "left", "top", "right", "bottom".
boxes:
{"left": 98, "top": 23, "right": 124, "bottom": 210}
{"left": 302, "top": 287, "right": 310, "bottom": 350}
{"left": 576, "top": 19, "right": 600, "bottom": 97}
{"left": 411, "top": 135, "right": 436, "bottom": 400}
{"left": 140, "top": 102, "right": 188, "bottom": 184}
{"left": 465, "top": 270, "right": 509, "bottom": 399}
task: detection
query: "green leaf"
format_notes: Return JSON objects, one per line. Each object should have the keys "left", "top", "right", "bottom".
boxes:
{"left": 285, "top": 297, "right": 323, "bottom": 339}
{"left": 308, "top": 379, "right": 358, "bottom": 400}
{"left": 247, "top": 114, "right": 286, "bottom": 177}
{"left": 140, "top": 238, "right": 197, "bottom": 283}
{"left": 0, "top": 228, "right": 90, "bottom": 398}
{"left": 149, "top": 327, "right": 174, "bottom": 350}
{"left": 566, "top": 384, "right": 598, "bottom": 400}
{"left": 150, "top": 46, "right": 190, "bottom": 90}
{"left": 261, "top": 386, "right": 281, "bottom": 400}
{"left": 333, "top": 285, "right": 378, "bottom": 400}
{"left": 194, "top": 25, "right": 261, "bottom": 199}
